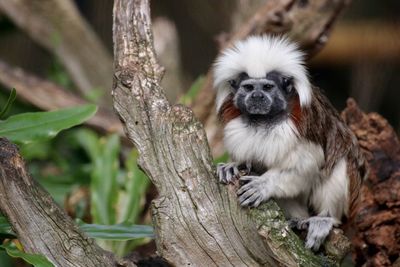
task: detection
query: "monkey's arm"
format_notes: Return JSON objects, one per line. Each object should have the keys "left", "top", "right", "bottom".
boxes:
{"left": 237, "top": 141, "right": 324, "bottom": 207}
{"left": 237, "top": 168, "right": 313, "bottom": 207}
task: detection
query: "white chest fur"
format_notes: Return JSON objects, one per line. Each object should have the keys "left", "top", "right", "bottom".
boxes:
{"left": 224, "top": 117, "right": 300, "bottom": 167}
{"left": 224, "top": 117, "right": 325, "bottom": 171}
{"left": 223, "top": 117, "right": 348, "bottom": 220}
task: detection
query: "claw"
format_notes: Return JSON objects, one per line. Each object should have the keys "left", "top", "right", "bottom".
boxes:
{"left": 240, "top": 193, "right": 261, "bottom": 207}
{"left": 289, "top": 218, "right": 309, "bottom": 230}
{"left": 245, "top": 161, "right": 252, "bottom": 174}
{"left": 239, "top": 176, "right": 254, "bottom": 182}
{"left": 288, "top": 217, "right": 334, "bottom": 250}
{"left": 217, "top": 162, "right": 240, "bottom": 184}
{"left": 236, "top": 175, "right": 270, "bottom": 208}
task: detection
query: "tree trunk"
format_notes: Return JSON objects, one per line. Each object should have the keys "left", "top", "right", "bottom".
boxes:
{"left": 0, "top": 139, "right": 118, "bottom": 267}
{"left": 111, "top": 0, "right": 345, "bottom": 266}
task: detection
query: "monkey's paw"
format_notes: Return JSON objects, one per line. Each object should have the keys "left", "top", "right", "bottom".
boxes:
{"left": 290, "top": 216, "right": 335, "bottom": 251}
{"left": 217, "top": 162, "right": 240, "bottom": 184}
{"left": 288, "top": 217, "right": 309, "bottom": 230}
{"left": 237, "top": 175, "right": 271, "bottom": 207}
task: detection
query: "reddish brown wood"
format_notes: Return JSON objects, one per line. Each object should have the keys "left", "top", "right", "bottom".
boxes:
{"left": 342, "top": 99, "right": 400, "bottom": 266}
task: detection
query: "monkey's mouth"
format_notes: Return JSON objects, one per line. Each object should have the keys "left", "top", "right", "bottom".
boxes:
{"left": 244, "top": 97, "right": 271, "bottom": 115}
{"left": 245, "top": 101, "right": 271, "bottom": 115}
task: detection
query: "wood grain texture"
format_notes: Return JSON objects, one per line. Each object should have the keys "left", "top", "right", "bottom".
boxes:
{"left": 112, "top": 1, "right": 344, "bottom": 266}
{"left": 342, "top": 99, "right": 400, "bottom": 266}
{"left": 0, "top": 138, "right": 118, "bottom": 267}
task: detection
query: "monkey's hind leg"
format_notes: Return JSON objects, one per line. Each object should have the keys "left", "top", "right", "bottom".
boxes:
{"left": 290, "top": 216, "right": 336, "bottom": 251}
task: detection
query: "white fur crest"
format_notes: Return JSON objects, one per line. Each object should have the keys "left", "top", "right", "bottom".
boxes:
{"left": 213, "top": 35, "right": 311, "bottom": 111}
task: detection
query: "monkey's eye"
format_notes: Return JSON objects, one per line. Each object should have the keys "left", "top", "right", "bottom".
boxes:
{"left": 243, "top": 84, "right": 254, "bottom": 91}
{"left": 263, "top": 84, "right": 273, "bottom": 91}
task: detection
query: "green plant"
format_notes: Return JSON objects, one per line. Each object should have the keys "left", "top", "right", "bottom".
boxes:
{"left": 0, "top": 215, "right": 153, "bottom": 243}
{"left": 0, "top": 242, "right": 54, "bottom": 267}
{"left": 0, "top": 104, "right": 97, "bottom": 144}
{"left": 179, "top": 75, "right": 204, "bottom": 105}
{"left": 0, "top": 88, "right": 16, "bottom": 119}
{"left": 76, "top": 129, "right": 151, "bottom": 256}
{"left": 0, "top": 89, "right": 153, "bottom": 265}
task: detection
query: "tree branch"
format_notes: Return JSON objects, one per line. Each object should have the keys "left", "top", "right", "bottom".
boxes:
{"left": 0, "top": 138, "right": 118, "bottom": 267}
{"left": 112, "top": 1, "right": 342, "bottom": 266}
{"left": 0, "top": 60, "right": 125, "bottom": 139}
{"left": 0, "top": 0, "right": 113, "bottom": 103}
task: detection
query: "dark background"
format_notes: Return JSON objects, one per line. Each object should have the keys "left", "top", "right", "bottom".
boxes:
{"left": 0, "top": 0, "right": 399, "bottom": 129}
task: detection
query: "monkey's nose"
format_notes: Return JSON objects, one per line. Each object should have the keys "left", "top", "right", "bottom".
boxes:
{"left": 251, "top": 91, "right": 264, "bottom": 99}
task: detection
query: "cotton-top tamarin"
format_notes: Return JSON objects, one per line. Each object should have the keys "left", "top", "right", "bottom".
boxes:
{"left": 213, "top": 35, "right": 365, "bottom": 250}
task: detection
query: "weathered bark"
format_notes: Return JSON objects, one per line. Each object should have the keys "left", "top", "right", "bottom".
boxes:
{"left": 112, "top": 1, "right": 346, "bottom": 266}
{"left": 342, "top": 100, "right": 400, "bottom": 267}
{"left": 191, "top": 0, "right": 351, "bottom": 156}
{"left": 0, "top": 138, "right": 119, "bottom": 267}
{"left": 0, "top": 60, "right": 125, "bottom": 139}
{"left": 0, "top": 0, "right": 113, "bottom": 103}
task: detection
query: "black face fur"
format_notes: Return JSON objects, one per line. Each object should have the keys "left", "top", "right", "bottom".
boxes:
{"left": 229, "top": 71, "right": 295, "bottom": 124}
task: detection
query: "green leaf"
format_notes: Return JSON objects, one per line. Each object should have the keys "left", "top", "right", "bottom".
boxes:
{"left": 179, "top": 76, "right": 204, "bottom": 105}
{"left": 78, "top": 222, "right": 154, "bottom": 241}
{"left": 0, "top": 104, "right": 97, "bottom": 144}
{"left": 0, "top": 88, "right": 16, "bottom": 119}
{"left": 119, "top": 150, "right": 150, "bottom": 224}
{"left": 84, "top": 87, "right": 104, "bottom": 103}
{"left": 92, "top": 134, "right": 120, "bottom": 225}
{"left": 0, "top": 216, "right": 15, "bottom": 237}
{"left": 20, "top": 140, "right": 52, "bottom": 160}
{"left": 213, "top": 152, "right": 229, "bottom": 164}
{"left": 0, "top": 243, "right": 54, "bottom": 267}
{"left": 76, "top": 130, "right": 120, "bottom": 225}
{"left": 113, "top": 150, "right": 150, "bottom": 255}
{"left": 0, "top": 250, "right": 14, "bottom": 267}
{"left": 1, "top": 214, "right": 153, "bottom": 242}
{"left": 47, "top": 58, "right": 72, "bottom": 89}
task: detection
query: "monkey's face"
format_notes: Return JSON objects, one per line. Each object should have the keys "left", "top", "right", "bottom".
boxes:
{"left": 230, "top": 71, "right": 295, "bottom": 120}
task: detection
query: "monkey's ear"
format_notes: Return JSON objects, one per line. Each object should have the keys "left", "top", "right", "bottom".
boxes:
{"left": 228, "top": 72, "right": 249, "bottom": 91}
{"left": 282, "top": 76, "right": 294, "bottom": 94}
{"left": 228, "top": 79, "right": 239, "bottom": 90}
